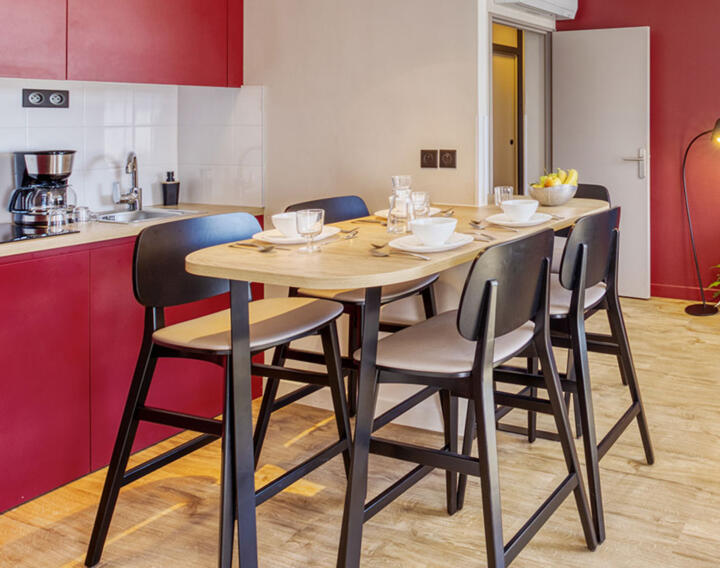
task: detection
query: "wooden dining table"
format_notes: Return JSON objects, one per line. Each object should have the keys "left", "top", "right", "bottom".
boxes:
{"left": 184, "top": 198, "right": 609, "bottom": 567}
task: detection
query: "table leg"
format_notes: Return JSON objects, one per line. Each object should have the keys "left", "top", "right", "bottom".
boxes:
{"left": 229, "top": 281, "right": 258, "bottom": 567}
{"left": 337, "top": 286, "right": 382, "bottom": 568}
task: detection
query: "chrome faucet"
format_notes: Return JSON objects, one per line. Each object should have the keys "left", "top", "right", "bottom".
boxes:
{"left": 114, "top": 152, "right": 142, "bottom": 210}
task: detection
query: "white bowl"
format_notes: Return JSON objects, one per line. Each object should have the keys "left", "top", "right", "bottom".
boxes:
{"left": 528, "top": 184, "right": 577, "bottom": 206}
{"left": 410, "top": 217, "right": 457, "bottom": 246}
{"left": 500, "top": 199, "right": 538, "bottom": 222}
{"left": 271, "top": 212, "right": 299, "bottom": 237}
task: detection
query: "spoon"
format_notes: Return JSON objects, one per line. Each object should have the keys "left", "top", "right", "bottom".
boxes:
{"left": 370, "top": 242, "right": 388, "bottom": 249}
{"left": 370, "top": 249, "right": 430, "bottom": 261}
{"left": 340, "top": 228, "right": 359, "bottom": 235}
{"left": 230, "top": 242, "right": 288, "bottom": 252}
{"left": 353, "top": 218, "right": 387, "bottom": 226}
{"left": 432, "top": 208, "right": 455, "bottom": 217}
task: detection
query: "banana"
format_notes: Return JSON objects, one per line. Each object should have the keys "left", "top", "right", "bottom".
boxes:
{"left": 565, "top": 169, "right": 578, "bottom": 186}
{"left": 557, "top": 168, "right": 568, "bottom": 184}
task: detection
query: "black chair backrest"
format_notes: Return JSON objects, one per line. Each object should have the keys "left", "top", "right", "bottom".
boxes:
{"left": 285, "top": 195, "right": 370, "bottom": 223}
{"left": 133, "top": 212, "right": 261, "bottom": 308}
{"left": 576, "top": 184, "right": 611, "bottom": 204}
{"left": 559, "top": 207, "right": 620, "bottom": 290}
{"left": 457, "top": 230, "right": 554, "bottom": 341}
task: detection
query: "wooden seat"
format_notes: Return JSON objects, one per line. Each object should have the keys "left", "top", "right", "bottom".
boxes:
{"left": 549, "top": 273, "right": 606, "bottom": 315}
{"left": 339, "top": 230, "right": 596, "bottom": 567}
{"left": 84, "top": 213, "right": 351, "bottom": 568}
{"left": 365, "top": 311, "right": 534, "bottom": 374}
{"left": 153, "top": 298, "right": 343, "bottom": 354}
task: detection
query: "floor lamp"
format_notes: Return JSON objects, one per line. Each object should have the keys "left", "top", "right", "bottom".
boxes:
{"left": 682, "top": 118, "right": 720, "bottom": 316}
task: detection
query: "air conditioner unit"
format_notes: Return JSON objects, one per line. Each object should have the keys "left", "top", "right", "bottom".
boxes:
{"left": 494, "top": 0, "right": 578, "bottom": 20}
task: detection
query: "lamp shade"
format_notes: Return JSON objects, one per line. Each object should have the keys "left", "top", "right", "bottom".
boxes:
{"left": 712, "top": 118, "right": 720, "bottom": 144}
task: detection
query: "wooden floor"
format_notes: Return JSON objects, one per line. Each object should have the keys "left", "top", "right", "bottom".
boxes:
{"left": 2, "top": 297, "right": 719, "bottom": 567}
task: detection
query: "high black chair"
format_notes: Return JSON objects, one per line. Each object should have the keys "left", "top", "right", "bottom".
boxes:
{"left": 85, "top": 213, "right": 351, "bottom": 567}
{"left": 553, "top": 184, "right": 612, "bottom": 271}
{"left": 277, "top": 195, "right": 439, "bottom": 420}
{"left": 491, "top": 207, "right": 654, "bottom": 544}
{"left": 337, "top": 230, "right": 596, "bottom": 568}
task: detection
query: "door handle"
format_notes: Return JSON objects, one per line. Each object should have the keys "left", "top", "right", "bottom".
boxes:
{"left": 622, "top": 148, "right": 647, "bottom": 179}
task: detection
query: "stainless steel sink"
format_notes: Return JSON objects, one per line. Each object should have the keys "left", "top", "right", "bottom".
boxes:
{"left": 96, "top": 208, "right": 199, "bottom": 223}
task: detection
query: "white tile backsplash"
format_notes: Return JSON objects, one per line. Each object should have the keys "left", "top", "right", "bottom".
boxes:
{"left": 0, "top": 78, "right": 263, "bottom": 223}
{"left": 84, "top": 84, "right": 134, "bottom": 126}
{"left": 178, "top": 86, "right": 263, "bottom": 206}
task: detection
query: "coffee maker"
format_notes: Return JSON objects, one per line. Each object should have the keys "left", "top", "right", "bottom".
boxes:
{"left": 8, "top": 150, "right": 77, "bottom": 228}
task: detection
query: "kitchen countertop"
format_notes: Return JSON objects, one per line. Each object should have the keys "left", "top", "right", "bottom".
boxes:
{"left": 0, "top": 203, "right": 264, "bottom": 259}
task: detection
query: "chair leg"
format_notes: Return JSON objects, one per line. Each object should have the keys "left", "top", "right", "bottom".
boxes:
{"left": 526, "top": 357, "right": 538, "bottom": 443}
{"left": 569, "top": 315, "right": 606, "bottom": 544}
{"left": 420, "top": 283, "right": 438, "bottom": 318}
{"left": 320, "top": 321, "right": 353, "bottom": 478}
{"left": 565, "top": 350, "right": 583, "bottom": 439}
{"left": 347, "top": 306, "right": 362, "bottom": 417}
{"left": 252, "top": 344, "right": 286, "bottom": 466}
{"left": 219, "top": 361, "right": 236, "bottom": 568}
{"left": 439, "top": 390, "right": 458, "bottom": 515}
{"left": 535, "top": 331, "right": 597, "bottom": 551}
{"left": 605, "top": 295, "right": 654, "bottom": 465}
{"left": 85, "top": 343, "right": 158, "bottom": 567}
{"left": 456, "top": 404, "right": 475, "bottom": 512}
{"left": 473, "top": 376, "right": 506, "bottom": 568}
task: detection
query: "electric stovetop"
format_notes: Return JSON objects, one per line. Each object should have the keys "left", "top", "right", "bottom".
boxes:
{"left": 0, "top": 223, "right": 79, "bottom": 244}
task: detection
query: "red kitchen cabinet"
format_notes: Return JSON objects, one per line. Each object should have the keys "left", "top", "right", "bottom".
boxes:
{"left": 228, "top": 0, "right": 244, "bottom": 87}
{"left": 0, "top": 0, "right": 67, "bottom": 79}
{"left": 67, "top": 0, "right": 229, "bottom": 86}
{"left": 0, "top": 249, "right": 90, "bottom": 512}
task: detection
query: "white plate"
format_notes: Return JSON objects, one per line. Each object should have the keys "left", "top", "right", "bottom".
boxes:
{"left": 389, "top": 232, "right": 474, "bottom": 253}
{"left": 252, "top": 226, "right": 340, "bottom": 244}
{"left": 373, "top": 207, "right": 443, "bottom": 219}
{"left": 485, "top": 212, "right": 552, "bottom": 228}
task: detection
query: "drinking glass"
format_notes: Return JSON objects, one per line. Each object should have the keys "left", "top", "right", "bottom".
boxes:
{"left": 411, "top": 191, "right": 430, "bottom": 217}
{"left": 388, "top": 188, "right": 413, "bottom": 234}
{"left": 295, "top": 208, "right": 325, "bottom": 253}
{"left": 493, "top": 186, "right": 514, "bottom": 206}
{"left": 47, "top": 208, "right": 68, "bottom": 234}
{"left": 391, "top": 175, "right": 412, "bottom": 190}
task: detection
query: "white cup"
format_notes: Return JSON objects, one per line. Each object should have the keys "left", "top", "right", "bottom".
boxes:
{"left": 500, "top": 199, "right": 538, "bottom": 222}
{"left": 410, "top": 217, "right": 457, "bottom": 246}
{"left": 271, "top": 212, "right": 299, "bottom": 237}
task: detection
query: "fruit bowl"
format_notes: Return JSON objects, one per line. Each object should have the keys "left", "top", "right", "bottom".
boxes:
{"left": 528, "top": 184, "right": 577, "bottom": 206}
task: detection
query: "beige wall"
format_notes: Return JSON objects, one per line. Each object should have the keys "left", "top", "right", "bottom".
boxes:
{"left": 244, "top": 0, "right": 478, "bottom": 216}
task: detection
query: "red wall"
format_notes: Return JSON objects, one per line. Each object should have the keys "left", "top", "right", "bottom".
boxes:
{"left": 558, "top": 1, "right": 720, "bottom": 300}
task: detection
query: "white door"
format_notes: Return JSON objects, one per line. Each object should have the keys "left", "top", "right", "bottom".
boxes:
{"left": 493, "top": 52, "right": 518, "bottom": 190}
{"left": 552, "top": 27, "right": 650, "bottom": 298}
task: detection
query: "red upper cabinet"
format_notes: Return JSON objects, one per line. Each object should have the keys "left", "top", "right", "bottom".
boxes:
{"left": 0, "top": 0, "right": 67, "bottom": 79}
{"left": 228, "top": 0, "right": 244, "bottom": 87}
{"left": 67, "top": 0, "right": 229, "bottom": 86}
